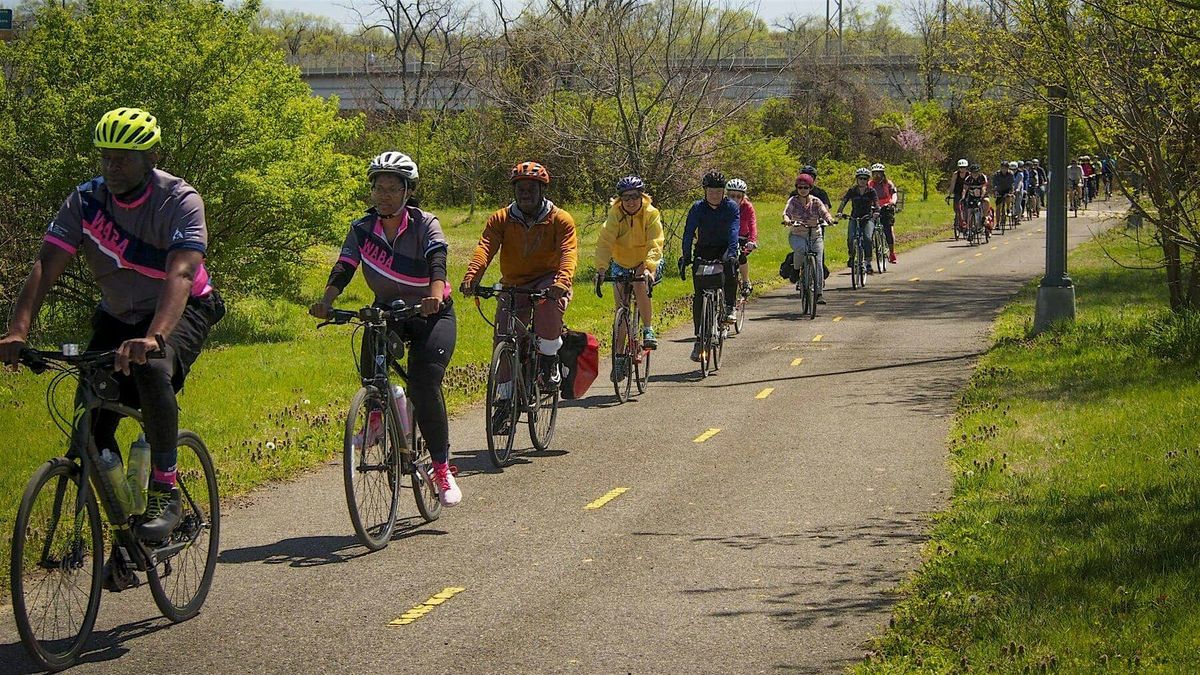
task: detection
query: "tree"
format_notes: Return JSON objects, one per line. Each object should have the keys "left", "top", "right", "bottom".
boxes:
{"left": 893, "top": 112, "right": 945, "bottom": 200}
{"left": 0, "top": 0, "right": 362, "bottom": 323}
{"left": 947, "top": 0, "right": 1200, "bottom": 311}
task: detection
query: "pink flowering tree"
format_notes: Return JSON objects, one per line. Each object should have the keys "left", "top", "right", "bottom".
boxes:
{"left": 895, "top": 117, "right": 946, "bottom": 201}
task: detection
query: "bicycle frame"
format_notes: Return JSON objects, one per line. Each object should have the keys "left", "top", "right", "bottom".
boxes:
{"left": 476, "top": 286, "right": 547, "bottom": 406}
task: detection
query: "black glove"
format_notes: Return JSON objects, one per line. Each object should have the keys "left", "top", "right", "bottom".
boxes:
{"left": 677, "top": 256, "right": 689, "bottom": 280}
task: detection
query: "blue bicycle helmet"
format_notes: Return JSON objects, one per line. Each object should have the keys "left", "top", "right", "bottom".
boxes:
{"left": 616, "top": 175, "right": 645, "bottom": 193}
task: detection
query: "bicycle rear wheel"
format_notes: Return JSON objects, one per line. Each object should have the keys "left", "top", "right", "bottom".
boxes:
{"left": 11, "top": 458, "right": 103, "bottom": 672}
{"left": 635, "top": 340, "right": 650, "bottom": 394}
{"left": 854, "top": 240, "right": 866, "bottom": 288}
{"left": 612, "top": 306, "right": 632, "bottom": 403}
{"left": 529, "top": 358, "right": 559, "bottom": 451}
{"left": 711, "top": 290, "right": 724, "bottom": 372}
{"left": 343, "top": 387, "right": 400, "bottom": 550}
{"left": 410, "top": 418, "right": 442, "bottom": 522}
{"left": 874, "top": 231, "right": 887, "bottom": 273}
{"left": 486, "top": 342, "right": 520, "bottom": 468}
{"left": 147, "top": 430, "right": 219, "bottom": 622}
{"left": 698, "top": 293, "right": 713, "bottom": 377}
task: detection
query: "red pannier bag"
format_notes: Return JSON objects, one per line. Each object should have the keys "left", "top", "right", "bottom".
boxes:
{"left": 559, "top": 329, "right": 599, "bottom": 399}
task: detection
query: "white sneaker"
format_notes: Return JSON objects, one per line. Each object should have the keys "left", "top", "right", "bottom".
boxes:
{"left": 433, "top": 462, "right": 461, "bottom": 507}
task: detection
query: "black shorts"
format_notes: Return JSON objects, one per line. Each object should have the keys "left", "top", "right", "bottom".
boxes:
{"left": 87, "top": 290, "right": 225, "bottom": 392}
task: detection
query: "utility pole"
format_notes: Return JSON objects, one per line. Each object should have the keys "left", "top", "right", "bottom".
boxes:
{"left": 825, "top": 0, "right": 843, "bottom": 58}
{"left": 1034, "top": 84, "right": 1076, "bottom": 333}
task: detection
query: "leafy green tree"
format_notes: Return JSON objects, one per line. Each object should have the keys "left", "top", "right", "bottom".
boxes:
{"left": 0, "top": 0, "right": 362, "bottom": 323}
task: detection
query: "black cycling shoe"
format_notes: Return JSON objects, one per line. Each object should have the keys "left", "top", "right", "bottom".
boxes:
{"left": 816, "top": 295, "right": 827, "bottom": 305}
{"left": 136, "top": 486, "right": 182, "bottom": 542}
{"left": 538, "top": 354, "right": 561, "bottom": 391}
{"left": 610, "top": 356, "right": 629, "bottom": 382}
{"left": 490, "top": 399, "right": 513, "bottom": 435}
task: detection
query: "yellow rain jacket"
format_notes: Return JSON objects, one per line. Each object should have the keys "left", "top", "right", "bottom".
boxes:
{"left": 594, "top": 194, "right": 664, "bottom": 272}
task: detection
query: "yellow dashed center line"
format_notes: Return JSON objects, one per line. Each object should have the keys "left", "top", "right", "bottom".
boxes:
{"left": 390, "top": 587, "right": 466, "bottom": 626}
{"left": 812, "top": 334, "right": 824, "bottom": 342}
{"left": 990, "top": 246, "right": 998, "bottom": 250}
{"left": 883, "top": 287, "right": 894, "bottom": 292}
{"left": 755, "top": 388, "right": 775, "bottom": 400}
{"left": 693, "top": 428, "right": 722, "bottom": 443}
{"left": 855, "top": 300, "right": 866, "bottom": 306}
{"left": 584, "top": 487, "right": 630, "bottom": 510}
{"left": 957, "top": 259, "right": 966, "bottom": 264}
{"left": 791, "top": 357, "right": 804, "bottom": 366}
{"left": 908, "top": 277, "right": 920, "bottom": 282}
{"left": 832, "top": 316, "right": 844, "bottom": 322}
{"left": 936, "top": 268, "right": 945, "bottom": 272}
{"left": 974, "top": 253, "right": 983, "bottom": 257}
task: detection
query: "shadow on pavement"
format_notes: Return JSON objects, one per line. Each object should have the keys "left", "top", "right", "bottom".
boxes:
{"left": 218, "top": 519, "right": 445, "bottom": 567}
{"left": 0, "top": 617, "right": 169, "bottom": 674}
{"left": 692, "top": 351, "right": 984, "bottom": 390}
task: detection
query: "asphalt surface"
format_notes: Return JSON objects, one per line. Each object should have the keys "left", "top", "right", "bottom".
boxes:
{"left": 0, "top": 205, "right": 1117, "bottom": 674}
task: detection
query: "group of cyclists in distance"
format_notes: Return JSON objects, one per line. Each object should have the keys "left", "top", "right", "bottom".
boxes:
{"left": 946, "top": 154, "right": 1115, "bottom": 234}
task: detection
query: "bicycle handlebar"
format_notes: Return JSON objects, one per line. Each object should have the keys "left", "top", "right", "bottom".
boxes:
{"left": 473, "top": 284, "right": 549, "bottom": 301}
{"left": 18, "top": 335, "right": 167, "bottom": 373}
{"left": 317, "top": 301, "right": 422, "bottom": 328}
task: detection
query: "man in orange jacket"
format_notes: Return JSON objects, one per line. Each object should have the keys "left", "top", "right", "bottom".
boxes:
{"left": 461, "top": 162, "right": 578, "bottom": 412}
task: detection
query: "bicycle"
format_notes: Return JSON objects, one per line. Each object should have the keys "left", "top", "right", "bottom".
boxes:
{"left": 785, "top": 219, "right": 824, "bottom": 320}
{"left": 595, "top": 270, "right": 653, "bottom": 403}
{"left": 1025, "top": 187, "right": 1040, "bottom": 220}
{"left": 682, "top": 257, "right": 727, "bottom": 378}
{"left": 475, "top": 285, "right": 560, "bottom": 468}
{"left": 872, "top": 211, "right": 889, "bottom": 273}
{"left": 843, "top": 214, "right": 872, "bottom": 289}
{"left": 1069, "top": 183, "right": 1080, "bottom": 217}
{"left": 963, "top": 193, "right": 989, "bottom": 246}
{"left": 734, "top": 237, "right": 754, "bottom": 335}
{"left": 10, "top": 341, "right": 219, "bottom": 671}
{"left": 995, "top": 194, "right": 1011, "bottom": 235}
{"left": 317, "top": 301, "right": 441, "bottom": 551}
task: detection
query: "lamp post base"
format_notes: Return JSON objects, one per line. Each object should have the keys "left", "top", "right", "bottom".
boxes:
{"left": 1033, "top": 285, "right": 1076, "bottom": 334}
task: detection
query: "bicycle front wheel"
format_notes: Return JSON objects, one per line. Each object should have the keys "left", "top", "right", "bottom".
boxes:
{"left": 147, "top": 430, "right": 220, "bottom": 622}
{"left": 343, "top": 387, "right": 400, "bottom": 551}
{"left": 874, "top": 233, "right": 887, "bottom": 273}
{"left": 806, "top": 256, "right": 818, "bottom": 320}
{"left": 711, "top": 290, "right": 724, "bottom": 372}
{"left": 612, "top": 306, "right": 632, "bottom": 403}
{"left": 486, "top": 342, "right": 520, "bottom": 468}
{"left": 11, "top": 457, "right": 103, "bottom": 671}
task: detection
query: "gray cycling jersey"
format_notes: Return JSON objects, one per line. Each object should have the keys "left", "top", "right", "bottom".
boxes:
{"left": 44, "top": 169, "right": 212, "bottom": 324}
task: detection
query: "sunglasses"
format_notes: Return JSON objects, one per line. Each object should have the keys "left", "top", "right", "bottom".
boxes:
{"left": 796, "top": 186, "right": 812, "bottom": 191}
{"left": 620, "top": 193, "right": 641, "bottom": 201}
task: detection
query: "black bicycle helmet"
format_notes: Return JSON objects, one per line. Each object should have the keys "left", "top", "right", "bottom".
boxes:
{"left": 702, "top": 170, "right": 726, "bottom": 188}
{"left": 801, "top": 164, "right": 818, "bottom": 178}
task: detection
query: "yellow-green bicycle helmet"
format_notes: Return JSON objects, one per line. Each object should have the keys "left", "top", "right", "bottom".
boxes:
{"left": 93, "top": 107, "right": 161, "bottom": 150}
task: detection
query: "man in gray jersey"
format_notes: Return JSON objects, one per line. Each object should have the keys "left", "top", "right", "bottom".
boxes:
{"left": 1, "top": 108, "right": 224, "bottom": 551}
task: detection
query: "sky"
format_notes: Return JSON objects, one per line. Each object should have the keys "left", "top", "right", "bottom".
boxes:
{"left": 261, "top": 0, "right": 879, "bottom": 31}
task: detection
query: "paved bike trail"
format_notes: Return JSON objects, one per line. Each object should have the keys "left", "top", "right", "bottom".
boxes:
{"left": 0, "top": 207, "right": 1119, "bottom": 673}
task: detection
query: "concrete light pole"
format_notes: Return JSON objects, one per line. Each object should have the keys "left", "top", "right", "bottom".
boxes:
{"left": 1033, "top": 84, "right": 1076, "bottom": 333}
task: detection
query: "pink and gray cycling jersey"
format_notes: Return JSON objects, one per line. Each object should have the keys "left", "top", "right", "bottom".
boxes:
{"left": 43, "top": 169, "right": 213, "bottom": 324}
{"left": 329, "top": 207, "right": 450, "bottom": 306}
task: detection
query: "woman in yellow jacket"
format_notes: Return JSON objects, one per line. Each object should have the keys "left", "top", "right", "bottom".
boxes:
{"left": 594, "top": 176, "right": 665, "bottom": 365}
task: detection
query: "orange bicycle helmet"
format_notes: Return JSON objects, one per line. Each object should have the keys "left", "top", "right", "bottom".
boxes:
{"left": 510, "top": 161, "right": 551, "bottom": 184}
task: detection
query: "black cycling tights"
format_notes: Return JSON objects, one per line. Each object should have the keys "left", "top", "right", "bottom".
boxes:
{"left": 360, "top": 302, "right": 457, "bottom": 464}
{"left": 691, "top": 244, "right": 738, "bottom": 335}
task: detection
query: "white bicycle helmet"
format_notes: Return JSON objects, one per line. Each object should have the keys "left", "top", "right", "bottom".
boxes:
{"left": 726, "top": 178, "right": 748, "bottom": 193}
{"left": 855, "top": 167, "right": 871, "bottom": 178}
{"left": 1008, "top": 161, "right": 1019, "bottom": 169}
{"left": 957, "top": 159, "right": 969, "bottom": 168}
{"left": 367, "top": 151, "right": 419, "bottom": 182}
{"left": 870, "top": 163, "right": 885, "bottom": 172}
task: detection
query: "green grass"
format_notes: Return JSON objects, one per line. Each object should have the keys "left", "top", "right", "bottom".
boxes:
{"left": 0, "top": 197, "right": 953, "bottom": 596}
{"left": 857, "top": 227, "right": 1200, "bottom": 673}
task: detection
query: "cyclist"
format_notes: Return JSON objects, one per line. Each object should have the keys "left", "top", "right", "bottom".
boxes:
{"left": 681, "top": 170, "right": 740, "bottom": 362}
{"left": 1067, "top": 157, "right": 1084, "bottom": 209}
{"left": 0, "top": 107, "right": 225, "bottom": 542}
{"left": 594, "top": 174, "right": 664, "bottom": 374}
{"left": 460, "top": 161, "right": 578, "bottom": 426}
{"left": 784, "top": 173, "right": 833, "bottom": 303}
{"left": 1081, "top": 155, "right": 1096, "bottom": 203}
{"left": 960, "top": 164, "right": 992, "bottom": 232}
{"left": 725, "top": 178, "right": 757, "bottom": 296}
{"left": 1024, "top": 159, "right": 1042, "bottom": 217}
{"left": 836, "top": 167, "right": 880, "bottom": 273}
{"left": 1100, "top": 156, "right": 1115, "bottom": 197}
{"left": 1030, "top": 158, "right": 1047, "bottom": 216}
{"left": 791, "top": 165, "right": 832, "bottom": 208}
{"left": 310, "top": 151, "right": 461, "bottom": 507}
{"left": 993, "top": 161, "right": 1017, "bottom": 226}
{"left": 947, "top": 158, "right": 971, "bottom": 234}
{"left": 868, "top": 163, "right": 899, "bottom": 264}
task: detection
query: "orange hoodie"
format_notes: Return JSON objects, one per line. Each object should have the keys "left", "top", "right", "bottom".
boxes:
{"left": 464, "top": 201, "right": 578, "bottom": 290}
